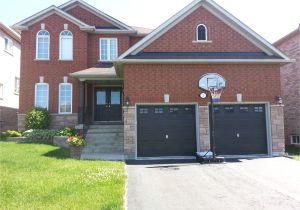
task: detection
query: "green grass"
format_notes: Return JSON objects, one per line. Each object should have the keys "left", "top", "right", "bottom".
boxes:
{"left": 286, "top": 145, "right": 300, "bottom": 161}
{"left": 0, "top": 141, "right": 126, "bottom": 210}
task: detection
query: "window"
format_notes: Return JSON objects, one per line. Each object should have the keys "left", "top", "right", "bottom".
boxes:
{"left": 196, "top": 24, "right": 207, "bottom": 41}
{"left": 111, "top": 91, "right": 120, "bottom": 105}
{"left": 0, "top": 83, "right": 3, "bottom": 100}
{"left": 36, "top": 30, "right": 50, "bottom": 59}
{"left": 154, "top": 107, "right": 164, "bottom": 114}
{"left": 254, "top": 106, "right": 264, "bottom": 113}
{"left": 4, "top": 37, "right": 13, "bottom": 54}
{"left": 290, "top": 135, "right": 300, "bottom": 145}
{"left": 59, "top": 30, "right": 73, "bottom": 60}
{"left": 99, "top": 38, "right": 118, "bottom": 61}
{"left": 14, "top": 77, "right": 20, "bottom": 94}
{"left": 59, "top": 83, "right": 72, "bottom": 114}
{"left": 35, "top": 83, "right": 49, "bottom": 109}
{"left": 139, "top": 108, "right": 149, "bottom": 114}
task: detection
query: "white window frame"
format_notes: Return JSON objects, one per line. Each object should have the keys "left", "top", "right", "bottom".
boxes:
{"left": 14, "top": 77, "right": 20, "bottom": 94}
{"left": 58, "top": 83, "right": 73, "bottom": 114}
{"left": 99, "top": 38, "right": 118, "bottom": 62}
{"left": 36, "top": 30, "right": 50, "bottom": 60}
{"left": 0, "top": 83, "right": 3, "bottom": 100}
{"left": 59, "top": 30, "right": 73, "bottom": 60}
{"left": 34, "top": 83, "right": 49, "bottom": 110}
{"left": 4, "top": 37, "right": 13, "bottom": 55}
{"left": 196, "top": 24, "right": 208, "bottom": 41}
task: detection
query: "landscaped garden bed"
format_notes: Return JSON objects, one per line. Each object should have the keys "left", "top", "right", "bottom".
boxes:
{"left": 0, "top": 141, "right": 126, "bottom": 209}
{"left": 286, "top": 145, "right": 300, "bottom": 161}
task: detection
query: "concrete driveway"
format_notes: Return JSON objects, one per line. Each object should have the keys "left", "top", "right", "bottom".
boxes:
{"left": 126, "top": 157, "right": 300, "bottom": 210}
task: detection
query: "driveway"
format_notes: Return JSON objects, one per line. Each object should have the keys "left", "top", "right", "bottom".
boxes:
{"left": 126, "top": 157, "right": 300, "bottom": 210}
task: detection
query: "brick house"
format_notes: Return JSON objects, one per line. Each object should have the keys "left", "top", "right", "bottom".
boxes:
{"left": 0, "top": 22, "right": 21, "bottom": 131}
{"left": 274, "top": 25, "right": 300, "bottom": 146}
{"left": 13, "top": 0, "right": 291, "bottom": 159}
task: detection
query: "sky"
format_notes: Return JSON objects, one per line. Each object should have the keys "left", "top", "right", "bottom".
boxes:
{"left": 0, "top": 0, "right": 299, "bottom": 43}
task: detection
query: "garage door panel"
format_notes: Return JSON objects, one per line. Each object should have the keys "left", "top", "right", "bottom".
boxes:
{"left": 137, "top": 105, "right": 196, "bottom": 157}
{"left": 213, "top": 104, "right": 267, "bottom": 155}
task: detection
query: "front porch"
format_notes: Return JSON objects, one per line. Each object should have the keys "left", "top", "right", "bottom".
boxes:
{"left": 70, "top": 64, "right": 125, "bottom": 160}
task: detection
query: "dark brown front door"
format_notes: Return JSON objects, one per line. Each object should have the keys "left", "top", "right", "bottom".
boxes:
{"left": 94, "top": 88, "right": 122, "bottom": 122}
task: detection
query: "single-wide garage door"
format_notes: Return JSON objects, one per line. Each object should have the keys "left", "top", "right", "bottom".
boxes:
{"left": 213, "top": 104, "right": 268, "bottom": 155}
{"left": 137, "top": 105, "right": 197, "bottom": 157}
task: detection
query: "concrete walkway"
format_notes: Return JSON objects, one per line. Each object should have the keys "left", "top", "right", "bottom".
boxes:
{"left": 126, "top": 157, "right": 300, "bottom": 210}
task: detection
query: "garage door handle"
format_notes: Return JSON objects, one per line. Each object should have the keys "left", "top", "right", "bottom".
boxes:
{"left": 165, "top": 134, "right": 169, "bottom": 139}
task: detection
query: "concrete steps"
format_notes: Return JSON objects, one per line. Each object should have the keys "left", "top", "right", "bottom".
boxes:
{"left": 81, "top": 124, "right": 124, "bottom": 160}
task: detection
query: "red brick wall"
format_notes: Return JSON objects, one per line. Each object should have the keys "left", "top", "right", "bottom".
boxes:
{"left": 87, "top": 34, "right": 130, "bottom": 67}
{"left": 66, "top": 5, "right": 116, "bottom": 27}
{"left": 124, "top": 64, "right": 281, "bottom": 105}
{"left": 275, "top": 32, "right": 300, "bottom": 143}
{"left": 144, "top": 7, "right": 261, "bottom": 52}
{"left": 19, "top": 14, "right": 88, "bottom": 114}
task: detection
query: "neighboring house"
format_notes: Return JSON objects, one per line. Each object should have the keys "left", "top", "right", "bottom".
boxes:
{"left": 0, "top": 22, "right": 21, "bottom": 131}
{"left": 274, "top": 24, "right": 300, "bottom": 146}
{"left": 13, "top": 0, "right": 291, "bottom": 160}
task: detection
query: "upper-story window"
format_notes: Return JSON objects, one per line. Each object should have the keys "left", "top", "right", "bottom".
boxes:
{"left": 35, "top": 83, "right": 49, "bottom": 109}
{"left": 196, "top": 24, "right": 208, "bottom": 41}
{"left": 58, "top": 83, "right": 72, "bottom": 114}
{"left": 36, "top": 30, "right": 50, "bottom": 60}
{"left": 99, "top": 38, "right": 118, "bottom": 61}
{"left": 59, "top": 30, "right": 73, "bottom": 60}
{"left": 4, "top": 37, "right": 13, "bottom": 54}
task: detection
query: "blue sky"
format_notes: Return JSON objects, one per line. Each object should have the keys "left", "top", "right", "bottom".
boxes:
{"left": 1, "top": 0, "right": 299, "bottom": 43}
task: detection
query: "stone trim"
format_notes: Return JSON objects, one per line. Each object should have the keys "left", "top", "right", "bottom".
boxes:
{"left": 199, "top": 106, "right": 210, "bottom": 152}
{"left": 17, "top": 113, "right": 78, "bottom": 130}
{"left": 123, "top": 106, "right": 136, "bottom": 159}
{"left": 270, "top": 105, "right": 285, "bottom": 156}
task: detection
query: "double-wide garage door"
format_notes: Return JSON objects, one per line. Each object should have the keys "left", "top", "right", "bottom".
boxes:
{"left": 213, "top": 104, "right": 268, "bottom": 155}
{"left": 137, "top": 105, "right": 197, "bottom": 157}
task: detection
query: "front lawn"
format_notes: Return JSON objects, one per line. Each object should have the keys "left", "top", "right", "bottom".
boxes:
{"left": 286, "top": 145, "right": 300, "bottom": 161}
{"left": 0, "top": 142, "right": 125, "bottom": 210}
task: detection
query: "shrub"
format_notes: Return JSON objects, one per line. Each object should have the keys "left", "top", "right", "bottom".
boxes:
{"left": 25, "top": 108, "right": 50, "bottom": 129}
{"left": 56, "top": 127, "right": 78, "bottom": 137}
{"left": 3, "top": 130, "right": 22, "bottom": 137}
{"left": 67, "top": 135, "right": 85, "bottom": 146}
{"left": 25, "top": 129, "right": 57, "bottom": 141}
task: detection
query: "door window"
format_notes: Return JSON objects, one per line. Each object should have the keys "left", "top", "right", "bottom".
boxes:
{"left": 111, "top": 91, "right": 120, "bottom": 104}
{"left": 96, "top": 91, "right": 106, "bottom": 105}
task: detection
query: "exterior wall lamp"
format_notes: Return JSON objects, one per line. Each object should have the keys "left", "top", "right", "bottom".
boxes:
{"left": 125, "top": 96, "right": 130, "bottom": 106}
{"left": 275, "top": 96, "right": 283, "bottom": 105}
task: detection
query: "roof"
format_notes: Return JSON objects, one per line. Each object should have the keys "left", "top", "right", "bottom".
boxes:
{"left": 12, "top": 5, "right": 93, "bottom": 31}
{"left": 126, "top": 52, "right": 282, "bottom": 60}
{"left": 131, "top": 26, "right": 153, "bottom": 36}
{"left": 274, "top": 24, "right": 300, "bottom": 46}
{"left": 70, "top": 66, "right": 117, "bottom": 79}
{"left": 59, "top": 0, "right": 134, "bottom": 31}
{"left": 118, "top": 0, "right": 291, "bottom": 62}
{"left": 0, "top": 22, "right": 21, "bottom": 42}
{"left": 12, "top": 0, "right": 136, "bottom": 34}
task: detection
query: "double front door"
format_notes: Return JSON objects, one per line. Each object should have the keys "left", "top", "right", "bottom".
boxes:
{"left": 94, "top": 88, "right": 122, "bottom": 122}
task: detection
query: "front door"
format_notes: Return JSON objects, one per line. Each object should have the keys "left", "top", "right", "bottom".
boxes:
{"left": 94, "top": 88, "right": 122, "bottom": 121}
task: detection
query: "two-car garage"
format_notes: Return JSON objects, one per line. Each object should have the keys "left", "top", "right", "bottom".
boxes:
{"left": 136, "top": 103, "right": 269, "bottom": 158}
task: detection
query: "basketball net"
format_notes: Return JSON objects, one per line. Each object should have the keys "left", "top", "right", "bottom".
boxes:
{"left": 208, "top": 87, "right": 224, "bottom": 102}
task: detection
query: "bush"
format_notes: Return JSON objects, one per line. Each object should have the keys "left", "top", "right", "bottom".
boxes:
{"left": 2, "top": 130, "right": 22, "bottom": 137}
{"left": 24, "top": 129, "right": 57, "bottom": 141}
{"left": 56, "top": 127, "right": 78, "bottom": 137}
{"left": 25, "top": 108, "right": 50, "bottom": 129}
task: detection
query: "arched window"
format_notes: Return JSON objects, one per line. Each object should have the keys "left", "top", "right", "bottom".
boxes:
{"left": 36, "top": 30, "right": 50, "bottom": 59}
{"left": 35, "top": 83, "right": 49, "bottom": 109}
{"left": 59, "top": 83, "right": 72, "bottom": 114}
{"left": 59, "top": 30, "right": 73, "bottom": 60}
{"left": 196, "top": 24, "right": 207, "bottom": 41}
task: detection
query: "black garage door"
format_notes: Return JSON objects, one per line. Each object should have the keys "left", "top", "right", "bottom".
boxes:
{"left": 137, "top": 105, "right": 197, "bottom": 157}
{"left": 213, "top": 104, "right": 267, "bottom": 155}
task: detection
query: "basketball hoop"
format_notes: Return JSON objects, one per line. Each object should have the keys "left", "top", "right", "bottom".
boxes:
{"left": 208, "top": 86, "right": 224, "bottom": 103}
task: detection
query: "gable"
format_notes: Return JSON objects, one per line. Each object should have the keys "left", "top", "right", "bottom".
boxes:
{"left": 65, "top": 5, "right": 119, "bottom": 29}
{"left": 144, "top": 6, "right": 261, "bottom": 53}
{"left": 119, "top": 0, "right": 290, "bottom": 62}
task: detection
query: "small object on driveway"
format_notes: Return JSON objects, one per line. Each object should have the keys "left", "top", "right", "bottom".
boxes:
{"left": 196, "top": 152, "right": 225, "bottom": 164}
